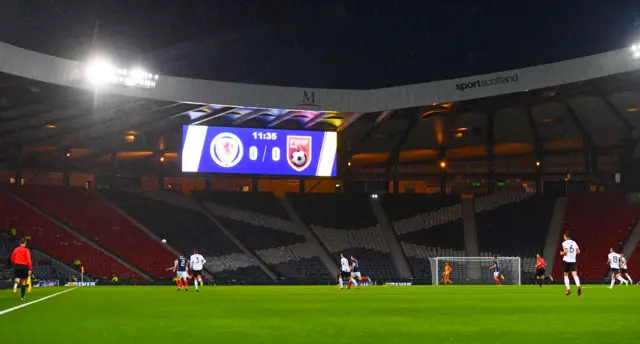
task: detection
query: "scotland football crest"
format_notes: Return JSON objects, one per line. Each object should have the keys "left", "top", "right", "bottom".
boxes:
{"left": 287, "top": 135, "right": 312, "bottom": 172}
{"left": 209, "top": 132, "right": 243, "bottom": 168}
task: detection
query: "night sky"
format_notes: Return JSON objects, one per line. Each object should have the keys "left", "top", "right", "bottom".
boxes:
{"left": 1, "top": 0, "right": 640, "bottom": 89}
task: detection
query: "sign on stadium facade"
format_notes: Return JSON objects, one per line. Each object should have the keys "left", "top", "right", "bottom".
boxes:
{"left": 0, "top": 41, "right": 638, "bottom": 112}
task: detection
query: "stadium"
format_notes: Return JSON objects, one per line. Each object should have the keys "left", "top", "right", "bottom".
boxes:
{"left": 2, "top": 34, "right": 640, "bottom": 342}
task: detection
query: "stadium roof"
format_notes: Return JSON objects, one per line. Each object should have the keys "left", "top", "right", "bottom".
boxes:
{"left": 1, "top": 41, "right": 640, "bottom": 178}
{"left": 2, "top": 41, "right": 640, "bottom": 112}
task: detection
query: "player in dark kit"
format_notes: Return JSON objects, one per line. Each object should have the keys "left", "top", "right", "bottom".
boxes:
{"left": 488, "top": 255, "right": 503, "bottom": 285}
{"left": 11, "top": 238, "right": 32, "bottom": 301}
{"left": 348, "top": 256, "right": 360, "bottom": 290}
{"left": 167, "top": 254, "right": 189, "bottom": 291}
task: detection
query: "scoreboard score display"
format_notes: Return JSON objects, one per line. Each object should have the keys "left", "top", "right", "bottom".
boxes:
{"left": 181, "top": 125, "right": 338, "bottom": 177}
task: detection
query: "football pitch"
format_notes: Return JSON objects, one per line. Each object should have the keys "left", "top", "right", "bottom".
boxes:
{"left": 1, "top": 285, "right": 638, "bottom": 343}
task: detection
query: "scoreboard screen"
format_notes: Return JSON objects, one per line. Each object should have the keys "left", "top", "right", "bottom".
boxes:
{"left": 181, "top": 125, "right": 338, "bottom": 177}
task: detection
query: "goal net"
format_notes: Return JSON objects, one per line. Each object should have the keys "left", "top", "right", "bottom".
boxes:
{"left": 428, "top": 257, "right": 521, "bottom": 285}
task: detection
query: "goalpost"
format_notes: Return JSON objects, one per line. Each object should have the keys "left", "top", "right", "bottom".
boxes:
{"left": 429, "top": 257, "right": 521, "bottom": 285}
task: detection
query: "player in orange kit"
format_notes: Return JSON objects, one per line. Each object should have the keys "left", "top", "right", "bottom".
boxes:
{"left": 11, "top": 238, "right": 32, "bottom": 301}
{"left": 443, "top": 263, "right": 453, "bottom": 285}
{"left": 535, "top": 254, "right": 547, "bottom": 288}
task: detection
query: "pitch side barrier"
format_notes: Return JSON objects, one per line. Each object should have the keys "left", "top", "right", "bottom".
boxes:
{"left": 99, "top": 278, "right": 412, "bottom": 286}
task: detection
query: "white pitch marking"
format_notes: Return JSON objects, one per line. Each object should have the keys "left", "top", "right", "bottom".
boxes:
{"left": 0, "top": 287, "right": 78, "bottom": 316}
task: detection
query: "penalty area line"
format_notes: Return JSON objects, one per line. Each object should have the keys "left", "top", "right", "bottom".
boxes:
{"left": 0, "top": 287, "right": 78, "bottom": 316}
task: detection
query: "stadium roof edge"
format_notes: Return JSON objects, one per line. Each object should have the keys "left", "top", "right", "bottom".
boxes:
{"left": 0, "top": 41, "right": 639, "bottom": 113}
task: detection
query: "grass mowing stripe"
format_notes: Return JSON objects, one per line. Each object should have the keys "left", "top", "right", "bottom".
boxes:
{"left": 0, "top": 287, "right": 78, "bottom": 316}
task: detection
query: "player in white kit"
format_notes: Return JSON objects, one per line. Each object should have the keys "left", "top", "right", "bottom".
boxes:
{"left": 607, "top": 248, "right": 629, "bottom": 289}
{"left": 190, "top": 249, "right": 206, "bottom": 292}
{"left": 338, "top": 253, "right": 352, "bottom": 290}
{"left": 560, "top": 232, "right": 581, "bottom": 296}
{"left": 620, "top": 253, "right": 633, "bottom": 284}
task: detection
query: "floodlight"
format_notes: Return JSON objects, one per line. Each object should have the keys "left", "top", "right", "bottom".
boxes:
{"left": 85, "top": 58, "right": 159, "bottom": 88}
{"left": 86, "top": 59, "right": 118, "bottom": 86}
{"left": 123, "top": 68, "right": 158, "bottom": 88}
{"left": 631, "top": 44, "right": 640, "bottom": 59}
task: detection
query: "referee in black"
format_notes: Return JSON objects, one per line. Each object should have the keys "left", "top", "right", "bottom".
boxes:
{"left": 11, "top": 238, "right": 32, "bottom": 301}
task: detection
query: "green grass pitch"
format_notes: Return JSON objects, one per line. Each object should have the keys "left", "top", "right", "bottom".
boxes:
{"left": 1, "top": 285, "right": 638, "bottom": 343}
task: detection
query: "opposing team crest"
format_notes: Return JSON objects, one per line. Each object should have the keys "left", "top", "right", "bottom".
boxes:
{"left": 287, "top": 135, "right": 312, "bottom": 172}
{"left": 209, "top": 132, "right": 243, "bottom": 168}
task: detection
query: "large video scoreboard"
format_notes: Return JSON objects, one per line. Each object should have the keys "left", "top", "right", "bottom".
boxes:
{"left": 181, "top": 125, "right": 338, "bottom": 177}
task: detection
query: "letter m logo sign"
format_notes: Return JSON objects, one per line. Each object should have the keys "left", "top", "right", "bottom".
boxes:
{"left": 303, "top": 91, "right": 315, "bottom": 104}
{"left": 297, "top": 90, "right": 320, "bottom": 109}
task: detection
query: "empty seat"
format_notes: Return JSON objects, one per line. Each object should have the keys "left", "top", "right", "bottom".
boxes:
{"left": 194, "top": 191, "right": 289, "bottom": 219}
{"left": 382, "top": 194, "right": 460, "bottom": 222}
{"left": 553, "top": 193, "right": 640, "bottom": 280}
{"left": 16, "top": 186, "right": 174, "bottom": 278}
{"left": 475, "top": 196, "right": 554, "bottom": 257}
{"left": 0, "top": 192, "right": 141, "bottom": 279}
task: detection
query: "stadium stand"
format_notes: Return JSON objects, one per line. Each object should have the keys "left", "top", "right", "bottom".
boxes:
{"left": 0, "top": 236, "right": 84, "bottom": 282}
{"left": 381, "top": 194, "right": 460, "bottom": 223}
{"left": 398, "top": 220, "right": 465, "bottom": 282}
{"left": 270, "top": 257, "right": 332, "bottom": 284}
{"left": 212, "top": 217, "right": 306, "bottom": 251}
{"left": 103, "top": 190, "right": 274, "bottom": 283}
{"left": 554, "top": 192, "right": 640, "bottom": 281}
{"left": 0, "top": 191, "right": 141, "bottom": 279}
{"left": 380, "top": 194, "right": 463, "bottom": 282}
{"left": 2, "top": 35, "right": 640, "bottom": 290}
{"left": 255, "top": 243, "right": 334, "bottom": 284}
{"left": 625, "top": 229, "right": 640, "bottom": 278}
{"left": 194, "top": 191, "right": 290, "bottom": 219}
{"left": 214, "top": 266, "right": 274, "bottom": 285}
{"left": 288, "top": 193, "right": 400, "bottom": 281}
{"left": 200, "top": 200, "right": 334, "bottom": 283}
{"left": 14, "top": 186, "right": 174, "bottom": 278}
{"left": 289, "top": 193, "right": 378, "bottom": 228}
{"left": 0, "top": 242, "right": 12, "bottom": 280}
{"left": 475, "top": 196, "right": 555, "bottom": 258}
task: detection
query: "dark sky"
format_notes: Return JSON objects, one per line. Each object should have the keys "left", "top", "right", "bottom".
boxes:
{"left": 1, "top": 0, "right": 640, "bottom": 89}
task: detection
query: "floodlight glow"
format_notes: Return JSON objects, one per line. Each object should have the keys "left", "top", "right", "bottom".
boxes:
{"left": 632, "top": 43, "right": 640, "bottom": 59}
{"left": 86, "top": 59, "right": 118, "bottom": 86}
{"left": 121, "top": 68, "right": 158, "bottom": 88}
{"left": 85, "top": 59, "right": 159, "bottom": 88}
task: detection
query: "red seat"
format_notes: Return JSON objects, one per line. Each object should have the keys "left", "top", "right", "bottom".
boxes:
{"left": 0, "top": 192, "right": 141, "bottom": 279}
{"left": 553, "top": 193, "right": 640, "bottom": 281}
{"left": 15, "top": 186, "right": 175, "bottom": 278}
